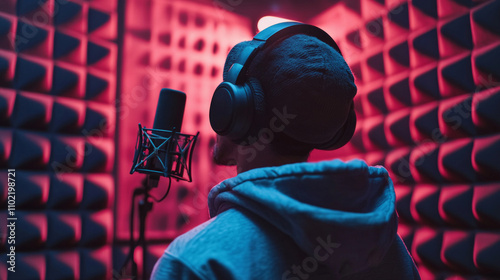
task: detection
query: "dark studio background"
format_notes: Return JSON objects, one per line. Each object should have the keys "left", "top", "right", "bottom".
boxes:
{"left": 0, "top": 0, "right": 499, "bottom": 279}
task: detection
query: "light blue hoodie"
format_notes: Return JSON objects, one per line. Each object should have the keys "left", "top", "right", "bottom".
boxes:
{"left": 151, "top": 159, "right": 420, "bottom": 279}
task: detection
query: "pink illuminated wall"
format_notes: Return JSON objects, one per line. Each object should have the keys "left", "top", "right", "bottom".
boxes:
{"left": 117, "top": 0, "right": 252, "bottom": 274}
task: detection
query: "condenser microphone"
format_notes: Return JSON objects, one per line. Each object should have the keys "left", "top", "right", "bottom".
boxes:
{"left": 153, "top": 89, "right": 186, "bottom": 138}
{"left": 147, "top": 89, "right": 186, "bottom": 188}
{"left": 130, "top": 88, "right": 198, "bottom": 186}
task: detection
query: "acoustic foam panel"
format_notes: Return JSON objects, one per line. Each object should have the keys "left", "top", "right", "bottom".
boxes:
{"left": 311, "top": 0, "right": 500, "bottom": 278}
{"left": 0, "top": 0, "right": 117, "bottom": 279}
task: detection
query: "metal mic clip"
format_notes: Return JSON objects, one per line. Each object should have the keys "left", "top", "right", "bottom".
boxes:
{"left": 130, "top": 123, "right": 199, "bottom": 183}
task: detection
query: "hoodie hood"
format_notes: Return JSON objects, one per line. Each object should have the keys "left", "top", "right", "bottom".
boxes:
{"left": 208, "top": 159, "right": 398, "bottom": 278}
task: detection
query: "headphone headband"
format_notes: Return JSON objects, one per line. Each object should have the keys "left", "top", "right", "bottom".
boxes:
{"left": 226, "top": 22, "right": 342, "bottom": 85}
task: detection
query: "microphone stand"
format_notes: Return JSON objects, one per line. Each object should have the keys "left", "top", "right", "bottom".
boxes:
{"left": 138, "top": 177, "right": 154, "bottom": 280}
{"left": 122, "top": 176, "right": 154, "bottom": 280}
{"left": 125, "top": 124, "right": 198, "bottom": 279}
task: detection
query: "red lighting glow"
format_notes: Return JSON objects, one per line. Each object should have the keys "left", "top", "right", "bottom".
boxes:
{"left": 257, "top": 16, "right": 299, "bottom": 31}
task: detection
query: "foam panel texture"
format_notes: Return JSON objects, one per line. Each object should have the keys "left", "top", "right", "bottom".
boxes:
{"left": 117, "top": 0, "right": 251, "bottom": 274}
{"left": 311, "top": 0, "right": 500, "bottom": 279}
{"left": 0, "top": 0, "right": 117, "bottom": 279}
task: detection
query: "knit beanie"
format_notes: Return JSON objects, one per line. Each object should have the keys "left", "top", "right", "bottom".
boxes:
{"left": 223, "top": 34, "right": 357, "bottom": 152}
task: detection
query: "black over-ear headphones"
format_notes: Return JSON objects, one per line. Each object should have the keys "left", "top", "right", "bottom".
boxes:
{"left": 209, "top": 22, "right": 357, "bottom": 150}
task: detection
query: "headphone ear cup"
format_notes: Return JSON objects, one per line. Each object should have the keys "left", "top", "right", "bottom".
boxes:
{"left": 315, "top": 103, "right": 357, "bottom": 150}
{"left": 209, "top": 82, "right": 254, "bottom": 142}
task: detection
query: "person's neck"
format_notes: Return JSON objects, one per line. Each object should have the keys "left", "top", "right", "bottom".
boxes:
{"left": 236, "top": 146, "right": 308, "bottom": 174}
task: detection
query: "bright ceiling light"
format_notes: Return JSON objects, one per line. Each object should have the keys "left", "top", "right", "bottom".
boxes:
{"left": 257, "top": 16, "right": 299, "bottom": 31}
